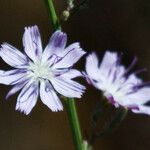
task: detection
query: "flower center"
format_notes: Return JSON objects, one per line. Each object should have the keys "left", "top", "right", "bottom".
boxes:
{"left": 28, "top": 61, "right": 53, "bottom": 80}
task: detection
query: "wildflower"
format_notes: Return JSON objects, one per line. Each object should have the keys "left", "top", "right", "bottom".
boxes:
{"left": 85, "top": 51, "right": 150, "bottom": 115}
{"left": 0, "top": 25, "right": 86, "bottom": 115}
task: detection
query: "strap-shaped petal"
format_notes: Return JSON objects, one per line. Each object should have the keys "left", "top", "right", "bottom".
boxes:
{"left": 86, "top": 52, "right": 100, "bottom": 80}
{"left": 23, "top": 25, "right": 42, "bottom": 62}
{"left": 53, "top": 47, "right": 86, "bottom": 69}
{"left": 0, "top": 43, "right": 28, "bottom": 68}
{"left": 40, "top": 80, "right": 63, "bottom": 111}
{"left": 125, "top": 87, "right": 150, "bottom": 105}
{"left": 132, "top": 105, "right": 150, "bottom": 115}
{"left": 0, "top": 69, "right": 27, "bottom": 85}
{"left": 100, "top": 51, "right": 118, "bottom": 72}
{"left": 6, "top": 80, "right": 29, "bottom": 99}
{"left": 59, "top": 69, "right": 82, "bottom": 79}
{"left": 42, "top": 30, "right": 67, "bottom": 62}
{"left": 50, "top": 77, "right": 85, "bottom": 98}
{"left": 16, "top": 82, "right": 39, "bottom": 115}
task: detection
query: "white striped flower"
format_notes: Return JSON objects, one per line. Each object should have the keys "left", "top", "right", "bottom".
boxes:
{"left": 85, "top": 51, "right": 150, "bottom": 115}
{"left": 0, "top": 25, "right": 86, "bottom": 115}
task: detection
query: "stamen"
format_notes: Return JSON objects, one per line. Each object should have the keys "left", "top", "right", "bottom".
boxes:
{"left": 134, "top": 68, "right": 147, "bottom": 75}
{"left": 124, "top": 56, "right": 138, "bottom": 75}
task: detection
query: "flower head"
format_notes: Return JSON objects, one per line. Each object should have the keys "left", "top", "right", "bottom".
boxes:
{"left": 0, "top": 25, "right": 86, "bottom": 115}
{"left": 85, "top": 51, "right": 150, "bottom": 115}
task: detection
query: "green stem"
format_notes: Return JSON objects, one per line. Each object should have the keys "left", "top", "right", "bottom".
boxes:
{"left": 45, "top": 0, "right": 61, "bottom": 30}
{"left": 45, "top": 1, "right": 83, "bottom": 149}
{"left": 64, "top": 98, "right": 83, "bottom": 150}
{"left": 90, "top": 107, "right": 128, "bottom": 144}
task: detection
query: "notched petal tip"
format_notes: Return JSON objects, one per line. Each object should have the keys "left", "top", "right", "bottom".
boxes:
{"left": 24, "top": 25, "right": 38, "bottom": 31}
{"left": 15, "top": 102, "right": 33, "bottom": 115}
{"left": 23, "top": 24, "right": 42, "bottom": 62}
{"left": 51, "top": 106, "right": 63, "bottom": 112}
{"left": 42, "top": 30, "right": 68, "bottom": 62}
{"left": 0, "top": 43, "right": 28, "bottom": 68}
{"left": 86, "top": 52, "right": 98, "bottom": 64}
{"left": 85, "top": 52, "right": 100, "bottom": 81}
{"left": 50, "top": 30, "right": 67, "bottom": 48}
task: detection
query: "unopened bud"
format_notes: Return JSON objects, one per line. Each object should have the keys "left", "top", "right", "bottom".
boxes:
{"left": 69, "top": 2, "right": 74, "bottom": 9}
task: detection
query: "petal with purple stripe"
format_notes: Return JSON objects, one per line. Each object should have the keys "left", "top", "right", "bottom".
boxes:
{"left": 52, "top": 47, "right": 86, "bottom": 69}
{"left": 50, "top": 77, "right": 85, "bottom": 98}
{"left": 15, "top": 82, "right": 39, "bottom": 115}
{"left": 85, "top": 52, "right": 100, "bottom": 80}
{"left": 59, "top": 69, "right": 82, "bottom": 79}
{"left": 0, "top": 43, "right": 28, "bottom": 68}
{"left": 57, "top": 42, "right": 80, "bottom": 57}
{"left": 23, "top": 25, "right": 42, "bottom": 62}
{"left": 132, "top": 105, "right": 150, "bottom": 115}
{"left": 6, "top": 80, "right": 29, "bottom": 99}
{"left": 40, "top": 80, "right": 63, "bottom": 111}
{"left": 125, "top": 87, "right": 150, "bottom": 105}
{"left": 0, "top": 69, "right": 27, "bottom": 85}
{"left": 42, "top": 31, "right": 67, "bottom": 62}
{"left": 99, "top": 51, "right": 118, "bottom": 76}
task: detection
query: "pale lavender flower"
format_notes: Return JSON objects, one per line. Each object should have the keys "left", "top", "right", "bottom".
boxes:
{"left": 0, "top": 25, "right": 86, "bottom": 115}
{"left": 85, "top": 51, "right": 150, "bottom": 115}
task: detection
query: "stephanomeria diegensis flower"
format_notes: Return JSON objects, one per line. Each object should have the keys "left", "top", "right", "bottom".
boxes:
{"left": 0, "top": 25, "right": 86, "bottom": 115}
{"left": 84, "top": 51, "right": 150, "bottom": 115}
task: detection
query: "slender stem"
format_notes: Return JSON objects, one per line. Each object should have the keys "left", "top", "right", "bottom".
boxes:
{"left": 45, "top": 0, "right": 61, "bottom": 30}
{"left": 45, "top": 1, "right": 83, "bottom": 149}
{"left": 90, "top": 107, "right": 128, "bottom": 144}
{"left": 64, "top": 98, "right": 83, "bottom": 150}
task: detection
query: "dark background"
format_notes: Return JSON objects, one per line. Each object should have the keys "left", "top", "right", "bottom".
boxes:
{"left": 0, "top": 0, "right": 150, "bottom": 150}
